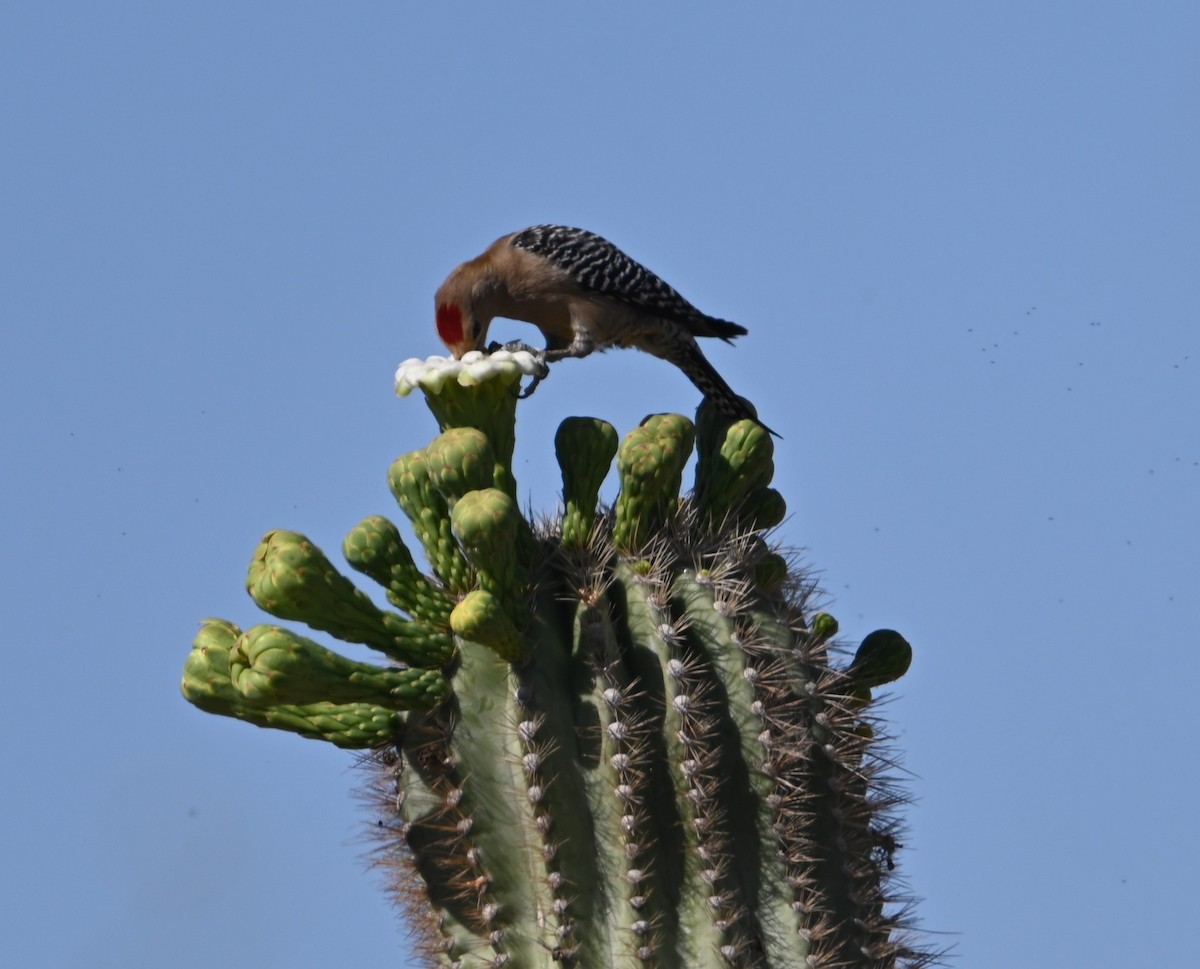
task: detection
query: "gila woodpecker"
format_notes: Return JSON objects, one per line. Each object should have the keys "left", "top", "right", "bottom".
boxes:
{"left": 434, "top": 225, "right": 773, "bottom": 433}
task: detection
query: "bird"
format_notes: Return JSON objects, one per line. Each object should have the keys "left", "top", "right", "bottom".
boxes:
{"left": 434, "top": 225, "right": 772, "bottom": 433}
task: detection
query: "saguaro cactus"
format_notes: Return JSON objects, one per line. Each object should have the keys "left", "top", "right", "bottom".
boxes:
{"left": 181, "top": 349, "right": 933, "bottom": 968}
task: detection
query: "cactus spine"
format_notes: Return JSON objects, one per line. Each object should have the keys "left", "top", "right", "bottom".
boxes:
{"left": 181, "top": 349, "right": 933, "bottom": 968}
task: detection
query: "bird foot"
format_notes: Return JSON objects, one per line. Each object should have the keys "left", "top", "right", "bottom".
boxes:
{"left": 486, "top": 339, "right": 540, "bottom": 357}
{"left": 517, "top": 373, "right": 543, "bottom": 399}
{"left": 485, "top": 341, "right": 549, "bottom": 398}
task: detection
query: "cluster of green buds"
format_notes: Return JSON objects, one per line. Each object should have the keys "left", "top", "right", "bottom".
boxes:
{"left": 181, "top": 349, "right": 932, "bottom": 969}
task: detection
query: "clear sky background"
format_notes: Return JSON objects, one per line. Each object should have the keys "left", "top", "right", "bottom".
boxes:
{"left": 2, "top": 4, "right": 1197, "bottom": 967}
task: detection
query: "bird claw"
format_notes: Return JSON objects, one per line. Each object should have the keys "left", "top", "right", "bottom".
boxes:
{"left": 487, "top": 339, "right": 541, "bottom": 357}
{"left": 517, "top": 373, "right": 543, "bottom": 399}
{"left": 483, "top": 341, "right": 549, "bottom": 398}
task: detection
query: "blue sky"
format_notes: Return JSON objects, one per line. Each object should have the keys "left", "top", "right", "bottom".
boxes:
{"left": 2, "top": 4, "right": 1197, "bottom": 967}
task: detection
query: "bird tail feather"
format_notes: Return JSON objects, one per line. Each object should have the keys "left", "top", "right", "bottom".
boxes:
{"left": 691, "top": 316, "right": 748, "bottom": 343}
{"left": 678, "top": 343, "right": 779, "bottom": 438}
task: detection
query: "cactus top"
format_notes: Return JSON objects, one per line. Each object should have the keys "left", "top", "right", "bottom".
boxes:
{"left": 395, "top": 349, "right": 544, "bottom": 397}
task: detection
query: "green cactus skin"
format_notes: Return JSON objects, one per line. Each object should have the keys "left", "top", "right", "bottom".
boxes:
{"left": 181, "top": 353, "right": 936, "bottom": 969}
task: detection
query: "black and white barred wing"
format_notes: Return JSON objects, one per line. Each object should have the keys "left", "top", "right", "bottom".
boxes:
{"left": 510, "top": 225, "right": 746, "bottom": 340}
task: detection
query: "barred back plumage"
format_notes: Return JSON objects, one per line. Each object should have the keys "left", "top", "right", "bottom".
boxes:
{"left": 510, "top": 225, "right": 747, "bottom": 342}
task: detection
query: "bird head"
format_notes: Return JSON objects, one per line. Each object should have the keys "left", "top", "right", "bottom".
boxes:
{"left": 434, "top": 259, "right": 501, "bottom": 358}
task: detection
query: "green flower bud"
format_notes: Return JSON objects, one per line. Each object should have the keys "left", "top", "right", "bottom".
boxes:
{"left": 450, "top": 488, "right": 527, "bottom": 622}
{"left": 424, "top": 427, "right": 499, "bottom": 508}
{"left": 613, "top": 415, "right": 694, "bottom": 551}
{"left": 753, "top": 551, "right": 789, "bottom": 590}
{"left": 847, "top": 629, "right": 912, "bottom": 689}
{"left": 397, "top": 353, "right": 531, "bottom": 499}
{"left": 247, "top": 529, "right": 453, "bottom": 666}
{"left": 810, "top": 611, "right": 839, "bottom": 642}
{"left": 229, "top": 624, "right": 449, "bottom": 709}
{"left": 694, "top": 412, "right": 775, "bottom": 523}
{"left": 388, "top": 450, "right": 474, "bottom": 593}
{"left": 555, "top": 417, "right": 619, "bottom": 547}
{"left": 179, "top": 618, "right": 244, "bottom": 716}
{"left": 181, "top": 619, "right": 406, "bottom": 747}
{"left": 342, "top": 515, "right": 455, "bottom": 629}
{"left": 742, "top": 487, "right": 787, "bottom": 531}
{"left": 450, "top": 589, "right": 527, "bottom": 663}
